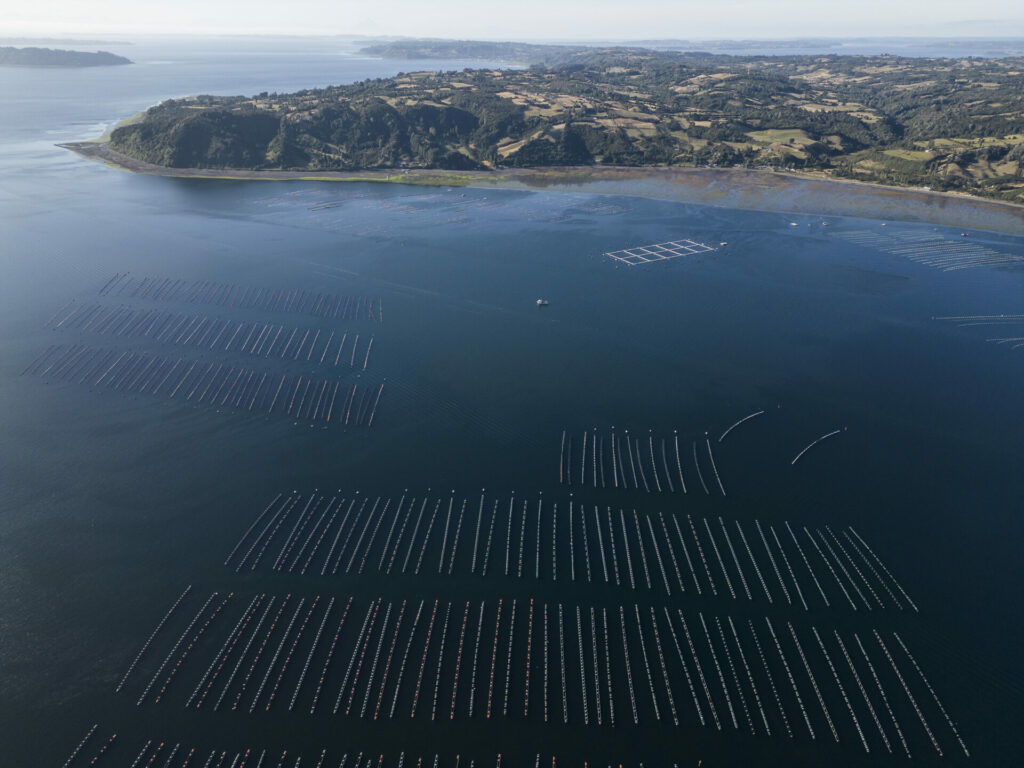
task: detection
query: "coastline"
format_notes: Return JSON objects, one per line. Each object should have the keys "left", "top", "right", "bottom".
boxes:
{"left": 62, "top": 140, "right": 1024, "bottom": 235}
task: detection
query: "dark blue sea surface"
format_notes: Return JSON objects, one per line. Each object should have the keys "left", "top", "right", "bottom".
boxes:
{"left": 1, "top": 37, "right": 1023, "bottom": 768}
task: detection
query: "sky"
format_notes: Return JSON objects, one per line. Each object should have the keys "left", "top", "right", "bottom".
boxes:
{"left": 4, "top": 0, "right": 1024, "bottom": 40}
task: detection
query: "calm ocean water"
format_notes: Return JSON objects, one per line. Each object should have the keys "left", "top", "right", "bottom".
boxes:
{"left": 1, "top": 37, "right": 1023, "bottom": 768}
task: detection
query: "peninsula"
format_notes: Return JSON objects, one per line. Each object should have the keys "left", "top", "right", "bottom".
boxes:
{"left": 0, "top": 46, "right": 131, "bottom": 67}
{"left": 358, "top": 39, "right": 583, "bottom": 64}
{"left": 100, "top": 48, "right": 1023, "bottom": 203}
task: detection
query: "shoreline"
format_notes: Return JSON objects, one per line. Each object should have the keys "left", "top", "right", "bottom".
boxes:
{"left": 62, "top": 140, "right": 1024, "bottom": 235}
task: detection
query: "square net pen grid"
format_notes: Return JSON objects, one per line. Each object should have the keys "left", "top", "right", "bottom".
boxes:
{"left": 605, "top": 239, "right": 716, "bottom": 265}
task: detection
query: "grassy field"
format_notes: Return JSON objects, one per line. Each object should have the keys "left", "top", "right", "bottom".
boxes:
{"left": 747, "top": 129, "right": 816, "bottom": 145}
{"left": 883, "top": 149, "right": 933, "bottom": 162}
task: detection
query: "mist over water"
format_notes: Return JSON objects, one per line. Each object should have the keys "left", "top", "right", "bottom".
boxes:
{"left": 1, "top": 37, "right": 1023, "bottom": 768}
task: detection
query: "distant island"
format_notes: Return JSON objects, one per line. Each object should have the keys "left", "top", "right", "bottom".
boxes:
{"left": 0, "top": 46, "right": 131, "bottom": 67}
{"left": 98, "top": 47, "right": 1023, "bottom": 203}
{"left": 0, "top": 37, "right": 132, "bottom": 46}
{"left": 358, "top": 39, "right": 584, "bottom": 65}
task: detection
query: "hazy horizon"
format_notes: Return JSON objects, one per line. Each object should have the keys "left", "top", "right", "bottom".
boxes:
{"left": 6, "top": 31, "right": 1024, "bottom": 44}
{"left": 5, "top": 0, "right": 1024, "bottom": 41}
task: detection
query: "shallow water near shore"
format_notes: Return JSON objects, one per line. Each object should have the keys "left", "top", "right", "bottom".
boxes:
{"left": 2, "top": 38, "right": 1024, "bottom": 768}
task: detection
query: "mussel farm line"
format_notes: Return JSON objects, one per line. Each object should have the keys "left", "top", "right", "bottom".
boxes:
{"left": 227, "top": 492, "right": 917, "bottom": 611}
{"left": 559, "top": 421, "right": 851, "bottom": 488}
{"left": 114, "top": 589, "right": 963, "bottom": 756}
{"left": 95, "top": 273, "right": 383, "bottom": 321}
{"left": 792, "top": 429, "right": 845, "bottom": 466}
{"left": 832, "top": 229, "right": 1024, "bottom": 271}
{"left": 69, "top": 722, "right": 895, "bottom": 768}
{"left": 62, "top": 725, "right": 671, "bottom": 768}
{"left": 45, "top": 302, "right": 375, "bottom": 370}
{"left": 26, "top": 344, "right": 384, "bottom": 428}
{"left": 559, "top": 428, "right": 735, "bottom": 494}
{"left": 930, "top": 313, "right": 1024, "bottom": 352}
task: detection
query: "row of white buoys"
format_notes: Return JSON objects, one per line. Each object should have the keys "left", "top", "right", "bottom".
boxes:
{"left": 600, "top": 608, "right": 615, "bottom": 726}
{"left": 631, "top": 510, "right": 653, "bottom": 590}
{"left": 480, "top": 500, "right": 499, "bottom": 577}
{"left": 358, "top": 601, "right": 392, "bottom": 718}
{"left": 502, "top": 600, "right": 517, "bottom": 717}
{"left": 60, "top": 723, "right": 98, "bottom": 768}
{"left": 47, "top": 302, "right": 374, "bottom": 369}
{"left": 645, "top": 516, "right": 672, "bottom": 596}
{"left": 112, "top": 739, "right": 821, "bottom": 768}
{"left": 874, "top": 630, "right": 943, "bottom": 756}
{"left": 523, "top": 600, "right": 535, "bottom": 718}
{"left": 450, "top": 601, "right": 471, "bottom": 720}
{"left": 390, "top": 600, "right": 425, "bottom": 719}
{"left": 746, "top": 619, "right": 786, "bottom": 737}
{"left": 574, "top": 605, "right": 589, "bottom": 725}
{"left": 542, "top": 605, "right": 550, "bottom": 722}
{"left": 212, "top": 597, "right": 275, "bottom": 712}
{"left": 714, "top": 615, "right": 753, "bottom": 734}
{"left": 190, "top": 593, "right": 265, "bottom": 709}
{"left": 273, "top": 597, "right": 323, "bottom": 712}
{"left": 607, "top": 509, "right": 622, "bottom": 586}
{"left": 634, "top": 437, "right": 651, "bottom": 492}
{"left": 136, "top": 593, "right": 220, "bottom": 706}
{"left": 431, "top": 602, "right": 453, "bottom": 720}
{"left": 26, "top": 344, "right": 381, "bottom": 427}
{"left": 347, "top": 598, "right": 386, "bottom": 717}
{"left": 728, "top": 616, "right": 769, "bottom": 735}
{"left": 251, "top": 597, "right": 307, "bottom": 713}
{"left": 228, "top": 495, "right": 919, "bottom": 614}
{"left": 698, "top": 612, "right": 737, "bottom": 729}
{"left": 485, "top": 599, "right": 503, "bottom": 719}
{"left": 702, "top": 518, "right": 735, "bottom": 599}
{"left": 156, "top": 593, "right": 234, "bottom": 706}
{"left": 833, "top": 629, "right": 889, "bottom": 751}
{"left": 835, "top": 228, "right": 1024, "bottom": 271}
{"left": 235, "top": 596, "right": 293, "bottom": 711}
{"left": 719, "top": 411, "right": 765, "bottom": 442}
{"left": 813, "top": 626, "right": 868, "bottom": 751}
{"left": 84, "top": 731, "right": 119, "bottom": 765}
{"left": 559, "top": 428, "right": 732, "bottom": 495}
{"left": 669, "top": 515, "right": 698, "bottom": 595}
{"left": 127, "top": 739, "right": 155, "bottom": 768}
{"left": 93, "top": 273, "right": 383, "bottom": 320}
{"left": 647, "top": 606, "right": 678, "bottom": 726}
{"left": 659, "top": 439, "right": 673, "bottom": 493}
{"left": 116, "top": 590, "right": 964, "bottom": 754}
{"left": 116, "top": 585, "right": 192, "bottom": 692}
{"left": 618, "top": 605, "right": 639, "bottom": 725}
{"left": 791, "top": 429, "right": 843, "bottom": 465}
{"left": 787, "top": 621, "right": 838, "bottom": 741}
{"left": 372, "top": 599, "right": 406, "bottom": 719}
{"left": 593, "top": 507, "right": 609, "bottom": 584}
{"left": 467, "top": 601, "right": 485, "bottom": 719}
{"left": 892, "top": 631, "right": 969, "bottom": 757}
{"left": 764, "top": 617, "right": 813, "bottom": 739}
{"left": 662, "top": 608, "right": 704, "bottom": 727}
{"left": 810, "top": 523, "right": 864, "bottom": 607}
{"left": 410, "top": 600, "right": 440, "bottom": 719}
{"left": 647, "top": 434, "right": 662, "bottom": 493}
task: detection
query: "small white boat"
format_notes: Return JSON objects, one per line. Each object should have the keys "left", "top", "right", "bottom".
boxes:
{"left": 536, "top": 299, "right": 549, "bottom": 307}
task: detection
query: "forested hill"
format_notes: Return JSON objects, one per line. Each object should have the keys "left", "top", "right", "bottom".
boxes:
{"left": 108, "top": 50, "right": 1024, "bottom": 202}
{"left": 0, "top": 46, "right": 131, "bottom": 66}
